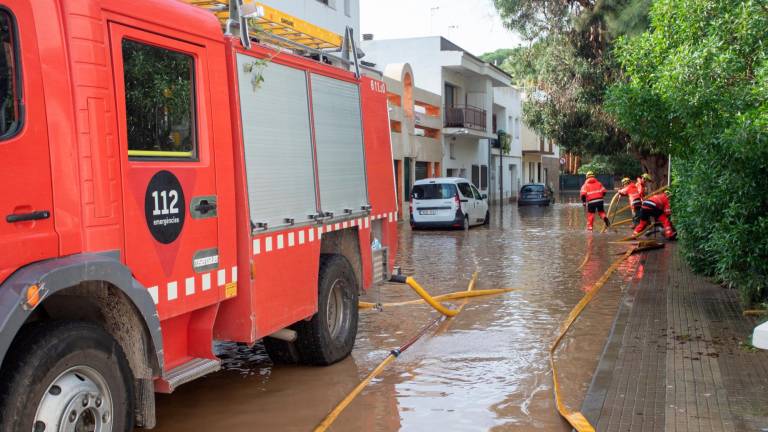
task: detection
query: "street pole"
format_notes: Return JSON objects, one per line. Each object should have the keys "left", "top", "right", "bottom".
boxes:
{"left": 499, "top": 144, "right": 503, "bottom": 205}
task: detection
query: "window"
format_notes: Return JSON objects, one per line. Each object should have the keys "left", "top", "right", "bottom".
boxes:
{"left": 415, "top": 161, "right": 429, "bottom": 180}
{"left": 411, "top": 183, "right": 457, "bottom": 200}
{"left": 521, "top": 184, "right": 545, "bottom": 193}
{"left": 514, "top": 118, "right": 520, "bottom": 139}
{"left": 480, "top": 165, "right": 488, "bottom": 189}
{"left": 470, "top": 184, "right": 482, "bottom": 200}
{"left": 471, "top": 164, "right": 480, "bottom": 188}
{"left": 457, "top": 182, "right": 473, "bottom": 198}
{"left": 123, "top": 39, "right": 197, "bottom": 159}
{"left": 444, "top": 83, "right": 456, "bottom": 108}
{"left": 344, "top": 0, "right": 351, "bottom": 16}
{"left": 0, "top": 10, "right": 21, "bottom": 139}
{"left": 449, "top": 141, "right": 455, "bottom": 160}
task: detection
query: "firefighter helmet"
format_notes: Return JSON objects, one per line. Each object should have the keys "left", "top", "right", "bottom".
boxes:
{"left": 621, "top": 177, "right": 631, "bottom": 185}
{"left": 642, "top": 173, "right": 653, "bottom": 182}
{"left": 586, "top": 171, "right": 595, "bottom": 178}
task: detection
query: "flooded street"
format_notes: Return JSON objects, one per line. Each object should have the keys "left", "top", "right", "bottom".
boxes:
{"left": 145, "top": 195, "right": 643, "bottom": 431}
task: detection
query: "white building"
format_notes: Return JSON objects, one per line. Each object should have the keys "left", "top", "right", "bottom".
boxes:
{"left": 362, "top": 37, "right": 514, "bottom": 196}
{"left": 258, "top": 0, "right": 359, "bottom": 40}
{"left": 489, "top": 86, "right": 524, "bottom": 203}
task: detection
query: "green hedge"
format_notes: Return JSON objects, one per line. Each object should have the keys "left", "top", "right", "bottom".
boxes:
{"left": 606, "top": 0, "right": 768, "bottom": 304}
{"left": 671, "top": 117, "right": 768, "bottom": 304}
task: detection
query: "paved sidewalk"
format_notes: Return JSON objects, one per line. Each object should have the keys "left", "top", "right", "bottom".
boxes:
{"left": 582, "top": 244, "right": 768, "bottom": 432}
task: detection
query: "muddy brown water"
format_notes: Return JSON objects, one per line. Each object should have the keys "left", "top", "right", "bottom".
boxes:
{"left": 143, "top": 195, "right": 643, "bottom": 431}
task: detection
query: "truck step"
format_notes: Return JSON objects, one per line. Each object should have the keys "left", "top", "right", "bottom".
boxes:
{"left": 157, "top": 358, "right": 221, "bottom": 393}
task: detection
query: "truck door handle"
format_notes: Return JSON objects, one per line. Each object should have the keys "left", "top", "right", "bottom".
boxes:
{"left": 194, "top": 200, "right": 217, "bottom": 215}
{"left": 6, "top": 210, "right": 50, "bottom": 223}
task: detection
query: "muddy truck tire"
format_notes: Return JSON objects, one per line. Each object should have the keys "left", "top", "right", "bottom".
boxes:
{"left": 295, "top": 254, "right": 359, "bottom": 365}
{"left": 0, "top": 321, "right": 135, "bottom": 432}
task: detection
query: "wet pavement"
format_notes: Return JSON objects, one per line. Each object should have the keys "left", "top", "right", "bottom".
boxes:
{"left": 143, "top": 195, "right": 648, "bottom": 431}
{"left": 582, "top": 241, "right": 768, "bottom": 432}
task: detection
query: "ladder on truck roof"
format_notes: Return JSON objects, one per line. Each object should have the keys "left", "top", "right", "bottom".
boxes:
{"left": 180, "top": 0, "right": 361, "bottom": 77}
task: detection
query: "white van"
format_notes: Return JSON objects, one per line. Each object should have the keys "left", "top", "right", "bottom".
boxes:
{"left": 409, "top": 177, "right": 489, "bottom": 229}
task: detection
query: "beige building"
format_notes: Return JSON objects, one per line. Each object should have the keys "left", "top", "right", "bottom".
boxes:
{"left": 521, "top": 123, "right": 560, "bottom": 194}
{"left": 382, "top": 64, "right": 443, "bottom": 220}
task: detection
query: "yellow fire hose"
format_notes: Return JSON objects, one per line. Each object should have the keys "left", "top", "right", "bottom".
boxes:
{"left": 315, "top": 273, "right": 489, "bottom": 432}
{"left": 576, "top": 237, "right": 594, "bottom": 271}
{"left": 603, "top": 185, "right": 670, "bottom": 233}
{"left": 617, "top": 222, "right": 656, "bottom": 242}
{"left": 387, "top": 275, "right": 461, "bottom": 317}
{"left": 550, "top": 246, "right": 637, "bottom": 432}
{"left": 601, "top": 193, "right": 622, "bottom": 233}
{"left": 358, "top": 287, "right": 515, "bottom": 310}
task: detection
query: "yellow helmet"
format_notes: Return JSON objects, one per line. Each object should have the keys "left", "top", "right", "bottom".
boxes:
{"left": 642, "top": 173, "right": 653, "bottom": 182}
{"left": 621, "top": 177, "right": 631, "bottom": 185}
{"left": 586, "top": 171, "right": 595, "bottom": 178}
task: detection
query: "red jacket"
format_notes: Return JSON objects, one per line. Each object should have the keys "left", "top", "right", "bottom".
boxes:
{"left": 642, "top": 193, "right": 672, "bottom": 216}
{"left": 636, "top": 178, "right": 647, "bottom": 197}
{"left": 619, "top": 183, "right": 642, "bottom": 202}
{"left": 580, "top": 177, "right": 607, "bottom": 202}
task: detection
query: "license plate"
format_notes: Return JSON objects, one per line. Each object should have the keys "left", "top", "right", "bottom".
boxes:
{"left": 419, "top": 210, "right": 436, "bottom": 215}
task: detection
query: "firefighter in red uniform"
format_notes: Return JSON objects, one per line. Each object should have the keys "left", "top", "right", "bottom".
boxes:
{"left": 636, "top": 173, "right": 653, "bottom": 198}
{"left": 634, "top": 191, "right": 677, "bottom": 240}
{"left": 618, "top": 177, "right": 642, "bottom": 227}
{"left": 580, "top": 172, "right": 611, "bottom": 231}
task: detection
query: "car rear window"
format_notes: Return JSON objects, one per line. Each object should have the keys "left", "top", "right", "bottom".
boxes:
{"left": 521, "top": 185, "right": 545, "bottom": 193}
{"left": 411, "top": 184, "right": 457, "bottom": 200}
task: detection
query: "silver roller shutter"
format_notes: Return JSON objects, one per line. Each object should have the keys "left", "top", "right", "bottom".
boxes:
{"left": 237, "top": 54, "right": 317, "bottom": 229}
{"left": 310, "top": 73, "right": 368, "bottom": 217}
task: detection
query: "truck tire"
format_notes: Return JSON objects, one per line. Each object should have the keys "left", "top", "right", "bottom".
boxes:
{"left": 0, "top": 321, "right": 134, "bottom": 432}
{"left": 295, "top": 254, "right": 359, "bottom": 365}
{"left": 263, "top": 336, "right": 302, "bottom": 365}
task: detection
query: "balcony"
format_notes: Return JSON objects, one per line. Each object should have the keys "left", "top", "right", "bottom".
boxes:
{"left": 444, "top": 105, "right": 486, "bottom": 131}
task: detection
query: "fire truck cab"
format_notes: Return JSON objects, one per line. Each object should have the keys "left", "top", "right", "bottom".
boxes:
{"left": 0, "top": 0, "right": 397, "bottom": 430}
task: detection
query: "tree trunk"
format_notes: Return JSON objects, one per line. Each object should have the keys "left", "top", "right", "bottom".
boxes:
{"left": 638, "top": 153, "right": 669, "bottom": 188}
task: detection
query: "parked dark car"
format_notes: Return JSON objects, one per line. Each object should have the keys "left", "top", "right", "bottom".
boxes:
{"left": 518, "top": 183, "right": 554, "bottom": 206}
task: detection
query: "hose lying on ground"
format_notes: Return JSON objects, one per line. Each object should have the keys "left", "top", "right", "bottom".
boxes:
{"left": 315, "top": 273, "right": 487, "bottom": 432}
{"left": 550, "top": 246, "right": 638, "bottom": 432}
{"left": 313, "top": 314, "right": 444, "bottom": 432}
{"left": 388, "top": 275, "right": 461, "bottom": 317}
{"left": 358, "top": 287, "right": 515, "bottom": 310}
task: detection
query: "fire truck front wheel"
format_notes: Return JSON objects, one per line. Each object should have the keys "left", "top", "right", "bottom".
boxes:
{"left": 296, "top": 254, "right": 359, "bottom": 365}
{"left": 0, "top": 321, "right": 134, "bottom": 432}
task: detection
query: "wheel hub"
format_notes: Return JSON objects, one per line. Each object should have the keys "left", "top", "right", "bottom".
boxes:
{"left": 34, "top": 366, "right": 113, "bottom": 432}
{"left": 326, "top": 278, "right": 346, "bottom": 339}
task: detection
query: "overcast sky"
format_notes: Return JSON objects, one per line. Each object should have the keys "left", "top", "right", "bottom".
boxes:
{"left": 360, "top": 0, "right": 523, "bottom": 57}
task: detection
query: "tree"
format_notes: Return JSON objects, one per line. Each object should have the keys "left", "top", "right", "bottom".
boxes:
{"left": 606, "top": 0, "right": 768, "bottom": 303}
{"left": 490, "top": 0, "right": 669, "bottom": 182}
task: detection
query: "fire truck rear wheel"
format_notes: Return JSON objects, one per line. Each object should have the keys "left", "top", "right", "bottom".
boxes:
{"left": 0, "top": 321, "right": 134, "bottom": 432}
{"left": 296, "top": 254, "right": 359, "bottom": 365}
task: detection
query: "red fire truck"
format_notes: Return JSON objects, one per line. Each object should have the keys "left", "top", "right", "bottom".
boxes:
{"left": 0, "top": 0, "right": 397, "bottom": 430}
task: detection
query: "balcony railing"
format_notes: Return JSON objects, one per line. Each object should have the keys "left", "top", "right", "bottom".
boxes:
{"left": 444, "top": 105, "right": 486, "bottom": 131}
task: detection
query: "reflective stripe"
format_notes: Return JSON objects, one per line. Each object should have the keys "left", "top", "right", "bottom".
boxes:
{"left": 642, "top": 200, "right": 657, "bottom": 208}
{"left": 588, "top": 198, "right": 604, "bottom": 204}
